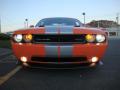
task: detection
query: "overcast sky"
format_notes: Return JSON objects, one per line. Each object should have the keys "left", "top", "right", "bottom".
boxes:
{"left": 0, "top": 0, "right": 120, "bottom": 32}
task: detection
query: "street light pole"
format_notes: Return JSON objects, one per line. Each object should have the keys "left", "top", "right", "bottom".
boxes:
{"left": 0, "top": 18, "right": 1, "bottom": 33}
{"left": 116, "top": 13, "right": 119, "bottom": 36}
{"left": 24, "top": 19, "right": 28, "bottom": 28}
{"left": 116, "top": 13, "right": 119, "bottom": 25}
{"left": 82, "top": 12, "right": 86, "bottom": 27}
{"left": 98, "top": 21, "right": 100, "bottom": 28}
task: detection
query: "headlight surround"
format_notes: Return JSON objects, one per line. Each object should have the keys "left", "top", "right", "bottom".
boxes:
{"left": 13, "top": 34, "right": 23, "bottom": 43}
{"left": 96, "top": 34, "right": 105, "bottom": 43}
{"left": 86, "top": 34, "right": 96, "bottom": 43}
{"left": 23, "top": 34, "right": 32, "bottom": 42}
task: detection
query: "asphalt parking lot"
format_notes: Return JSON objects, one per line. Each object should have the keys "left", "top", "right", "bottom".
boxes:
{"left": 0, "top": 39, "right": 120, "bottom": 90}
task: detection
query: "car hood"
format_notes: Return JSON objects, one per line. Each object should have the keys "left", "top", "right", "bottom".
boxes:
{"left": 14, "top": 26, "right": 106, "bottom": 35}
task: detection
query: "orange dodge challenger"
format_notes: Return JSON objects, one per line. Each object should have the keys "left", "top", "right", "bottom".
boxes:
{"left": 11, "top": 17, "right": 108, "bottom": 68}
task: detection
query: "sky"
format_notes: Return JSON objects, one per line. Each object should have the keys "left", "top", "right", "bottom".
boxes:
{"left": 0, "top": 0, "right": 120, "bottom": 32}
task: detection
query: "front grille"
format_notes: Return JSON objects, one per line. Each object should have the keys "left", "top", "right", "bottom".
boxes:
{"left": 32, "top": 34, "right": 87, "bottom": 44}
{"left": 31, "top": 57, "right": 87, "bottom": 63}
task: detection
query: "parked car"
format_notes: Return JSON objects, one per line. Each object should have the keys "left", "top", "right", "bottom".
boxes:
{"left": 11, "top": 17, "right": 108, "bottom": 68}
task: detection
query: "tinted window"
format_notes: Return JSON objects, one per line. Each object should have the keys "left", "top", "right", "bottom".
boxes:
{"left": 36, "top": 18, "right": 82, "bottom": 27}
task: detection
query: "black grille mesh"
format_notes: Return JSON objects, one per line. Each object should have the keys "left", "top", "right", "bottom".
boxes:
{"left": 31, "top": 57, "right": 87, "bottom": 62}
{"left": 32, "top": 34, "right": 87, "bottom": 44}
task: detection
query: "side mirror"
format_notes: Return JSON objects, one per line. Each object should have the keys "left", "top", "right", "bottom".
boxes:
{"left": 75, "top": 24, "right": 80, "bottom": 27}
{"left": 75, "top": 22, "right": 80, "bottom": 27}
{"left": 29, "top": 25, "right": 34, "bottom": 28}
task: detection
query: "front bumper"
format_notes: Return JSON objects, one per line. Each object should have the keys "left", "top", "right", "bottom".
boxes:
{"left": 12, "top": 42, "right": 107, "bottom": 65}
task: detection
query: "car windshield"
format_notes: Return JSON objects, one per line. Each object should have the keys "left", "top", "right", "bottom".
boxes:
{"left": 35, "top": 18, "right": 82, "bottom": 27}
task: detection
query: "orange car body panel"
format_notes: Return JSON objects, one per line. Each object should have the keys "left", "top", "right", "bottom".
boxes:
{"left": 11, "top": 27, "right": 108, "bottom": 64}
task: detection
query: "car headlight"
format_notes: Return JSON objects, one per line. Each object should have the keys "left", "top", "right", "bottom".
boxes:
{"left": 86, "top": 34, "right": 95, "bottom": 43}
{"left": 23, "top": 34, "right": 32, "bottom": 42}
{"left": 96, "top": 34, "right": 105, "bottom": 43}
{"left": 13, "top": 34, "right": 23, "bottom": 42}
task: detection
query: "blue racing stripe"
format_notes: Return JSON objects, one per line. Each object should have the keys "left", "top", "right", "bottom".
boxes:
{"left": 60, "top": 45, "right": 73, "bottom": 57}
{"left": 60, "top": 26, "right": 73, "bottom": 57}
{"left": 60, "top": 26, "right": 73, "bottom": 34}
{"left": 45, "top": 26, "right": 74, "bottom": 58}
{"left": 45, "top": 45, "right": 58, "bottom": 57}
{"left": 45, "top": 26, "right": 58, "bottom": 34}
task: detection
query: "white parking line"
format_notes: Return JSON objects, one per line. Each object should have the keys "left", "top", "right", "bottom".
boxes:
{"left": 0, "top": 65, "right": 22, "bottom": 85}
